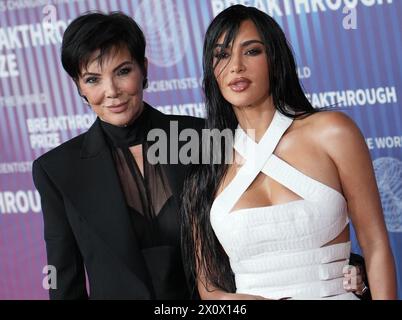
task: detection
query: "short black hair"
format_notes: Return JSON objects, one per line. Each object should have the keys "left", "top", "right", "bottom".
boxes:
{"left": 61, "top": 11, "right": 147, "bottom": 83}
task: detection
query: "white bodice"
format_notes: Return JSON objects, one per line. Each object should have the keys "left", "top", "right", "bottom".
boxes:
{"left": 210, "top": 111, "right": 358, "bottom": 300}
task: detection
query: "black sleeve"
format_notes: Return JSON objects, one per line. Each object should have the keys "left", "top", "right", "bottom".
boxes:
{"left": 32, "top": 159, "right": 88, "bottom": 300}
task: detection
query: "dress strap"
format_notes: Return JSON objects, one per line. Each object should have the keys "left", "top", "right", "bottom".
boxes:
{"left": 263, "top": 155, "right": 346, "bottom": 203}
{"left": 234, "top": 130, "right": 346, "bottom": 204}
{"left": 211, "top": 111, "right": 293, "bottom": 215}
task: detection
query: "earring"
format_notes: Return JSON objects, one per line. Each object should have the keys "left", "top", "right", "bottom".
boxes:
{"left": 80, "top": 95, "right": 90, "bottom": 106}
{"left": 143, "top": 77, "right": 148, "bottom": 89}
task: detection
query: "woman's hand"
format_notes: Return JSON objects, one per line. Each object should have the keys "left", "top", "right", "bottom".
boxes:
{"left": 343, "top": 264, "right": 368, "bottom": 296}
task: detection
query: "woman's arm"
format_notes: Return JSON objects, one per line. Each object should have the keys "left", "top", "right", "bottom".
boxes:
{"left": 196, "top": 267, "right": 270, "bottom": 300}
{"left": 317, "top": 112, "right": 397, "bottom": 300}
{"left": 196, "top": 265, "right": 267, "bottom": 300}
{"left": 32, "top": 159, "right": 88, "bottom": 300}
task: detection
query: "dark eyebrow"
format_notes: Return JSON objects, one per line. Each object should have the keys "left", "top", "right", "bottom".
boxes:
{"left": 214, "top": 39, "right": 264, "bottom": 49}
{"left": 81, "top": 61, "right": 134, "bottom": 77}
{"left": 240, "top": 40, "right": 264, "bottom": 47}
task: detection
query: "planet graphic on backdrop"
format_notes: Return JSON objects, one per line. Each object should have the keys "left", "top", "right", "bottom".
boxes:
{"left": 134, "top": 0, "right": 190, "bottom": 68}
{"left": 373, "top": 157, "right": 402, "bottom": 232}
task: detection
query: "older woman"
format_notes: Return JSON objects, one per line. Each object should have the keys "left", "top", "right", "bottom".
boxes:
{"left": 32, "top": 12, "right": 203, "bottom": 299}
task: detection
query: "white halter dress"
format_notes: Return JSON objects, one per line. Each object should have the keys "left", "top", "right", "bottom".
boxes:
{"left": 210, "top": 111, "right": 359, "bottom": 300}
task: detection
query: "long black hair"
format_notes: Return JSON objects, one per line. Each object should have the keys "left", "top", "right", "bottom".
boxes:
{"left": 181, "top": 5, "right": 317, "bottom": 296}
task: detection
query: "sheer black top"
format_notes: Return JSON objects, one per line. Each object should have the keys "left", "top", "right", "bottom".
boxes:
{"left": 100, "top": 104, "right": 188, "bottom": 299}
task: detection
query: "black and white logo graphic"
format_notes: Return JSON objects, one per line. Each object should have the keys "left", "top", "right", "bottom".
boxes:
{"left": 135, "top": 0, "right": 190, "bottom": 68}
{"left": 373, "top": 157, "right": 402, "bottom": 233}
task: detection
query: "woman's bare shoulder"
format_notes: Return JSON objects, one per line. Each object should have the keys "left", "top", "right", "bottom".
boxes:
{"left": 297, "top": 111, "right": 366, "bottom": 158}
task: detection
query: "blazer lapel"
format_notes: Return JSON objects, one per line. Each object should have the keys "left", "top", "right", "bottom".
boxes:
{"left": 71, "top": 119, "right": 154, "bottom": 296}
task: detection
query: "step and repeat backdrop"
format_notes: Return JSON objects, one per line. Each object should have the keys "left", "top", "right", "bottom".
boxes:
{"left": 0, "top": 0, "right": 401, "bottom": 299}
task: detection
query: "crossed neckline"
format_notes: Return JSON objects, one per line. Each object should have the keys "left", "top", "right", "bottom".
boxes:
{"left": 211, "top": 110, "right": 347, "bottom": 216}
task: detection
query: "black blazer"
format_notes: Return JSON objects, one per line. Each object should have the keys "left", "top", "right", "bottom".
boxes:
{"left": 32, "top": 105, "right": 204, "bottom": 299}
